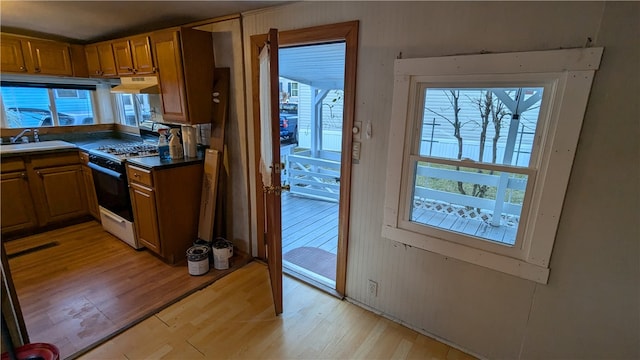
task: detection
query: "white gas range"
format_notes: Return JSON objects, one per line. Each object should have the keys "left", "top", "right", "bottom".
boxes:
{"left": 86, "top": 140, "right": 158, "bottom": 249}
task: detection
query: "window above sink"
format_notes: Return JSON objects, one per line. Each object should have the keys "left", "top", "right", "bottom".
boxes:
{"left": 1, "top": 85, "right": 96, "bottom": 128}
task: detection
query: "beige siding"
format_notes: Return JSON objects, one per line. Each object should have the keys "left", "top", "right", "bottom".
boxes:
{"left": 241, "top": 2, "right": 638, "bottom": 359}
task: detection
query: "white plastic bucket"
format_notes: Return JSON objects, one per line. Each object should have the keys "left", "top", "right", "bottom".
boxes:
{"left": 187, "top": 245, "right": 210, "bottom": 276}
{"left": 212, "top": 238, "right": 233, "bottom": 270}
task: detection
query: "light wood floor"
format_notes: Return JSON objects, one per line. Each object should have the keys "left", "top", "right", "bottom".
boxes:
{"left": 81, "top": 261, "right": 476, "bottom": 360}
{"left": 3, "top": 221, "right": 249, "bottom": 359}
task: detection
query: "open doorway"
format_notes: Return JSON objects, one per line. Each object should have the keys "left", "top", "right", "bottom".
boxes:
{"left": 279, "top": 42, "right": 345, "bottom": 290}
{"left": 251, "top": 21, "right": 359, "bottom": 299}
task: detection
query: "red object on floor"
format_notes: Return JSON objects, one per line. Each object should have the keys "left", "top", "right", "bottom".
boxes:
{"left": 1, "top": 342, "right": 59, "bottom": 360}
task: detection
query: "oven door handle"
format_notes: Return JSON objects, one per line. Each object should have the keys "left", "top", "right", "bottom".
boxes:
{"left": 88, "top": 162, "right": 125, "bottom": 180}
{"left": 102, "top": 210, "right": 127, "bottom": 224}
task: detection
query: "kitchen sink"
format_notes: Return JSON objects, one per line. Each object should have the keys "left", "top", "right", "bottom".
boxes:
{"left": 0, "top": 140, "right": 77, "bottom": 154}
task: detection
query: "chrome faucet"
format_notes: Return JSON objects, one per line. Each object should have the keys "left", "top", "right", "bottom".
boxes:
{"left": 10, "top": 129, "right": 31, "bottom": 143}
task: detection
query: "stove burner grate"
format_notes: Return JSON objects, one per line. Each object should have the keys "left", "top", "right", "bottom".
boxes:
{"left": 96, "top": 142, "right": 158, "bottom": 158}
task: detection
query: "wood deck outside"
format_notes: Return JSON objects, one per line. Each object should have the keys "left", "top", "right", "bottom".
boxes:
{"left": 412, "top": 206, "right": 518, "bottom": 245}
{"left": 281, "top": 192, "right": 339, "bottom": 284}
{"left": 282, "top": 192, "right": 339, "bottom": 255}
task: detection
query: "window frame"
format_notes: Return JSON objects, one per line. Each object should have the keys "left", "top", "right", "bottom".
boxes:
{"left": 1, "top": 85, "right": 98, "bottom": 128}
{"left": 383, "top": 48, "right": 603, "bottom": 283}
{"left": 290, "top": 82, "right": 299, "bottom": 97}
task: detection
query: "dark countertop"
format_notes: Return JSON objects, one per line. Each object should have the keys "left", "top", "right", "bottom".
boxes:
{"left": 2, "top": 131, "right": 205, "bottom": 170}
{"left": 126, "top": 155, "right": 204, "bottom": 170}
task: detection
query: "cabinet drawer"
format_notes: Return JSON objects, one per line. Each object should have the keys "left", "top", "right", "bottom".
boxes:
{"left": 127, "top": 165, "right": 153, "bottom": 187}
{"left": 78, "top": 151, "right": 90, "bottom": 165}
{"left": 1, "top": 157, "right": 25, "bottom": 172}
{"left": 31, "top": 151, "right": 79, "bottom": 168}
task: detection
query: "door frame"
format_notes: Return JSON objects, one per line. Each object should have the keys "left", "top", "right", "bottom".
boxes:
{"left": 250, "top": 21, "right": 359, "bottom": 296}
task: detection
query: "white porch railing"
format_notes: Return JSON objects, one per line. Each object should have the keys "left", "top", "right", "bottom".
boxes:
{"left": 282, "top": 146, "right": 340, "bottom": 202}
{"left": 412, "top": 163, "right": 527, "bottom": 228}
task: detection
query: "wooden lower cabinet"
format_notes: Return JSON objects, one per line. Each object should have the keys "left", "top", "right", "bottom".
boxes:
{"left": 1, "top": 171, "right": 38, "bottom": 233}
{"left": 129, "top": 182, "right": 161, "bottom": 252}
{"left": 1, "top": 150, "right": 93, "bottom": 236}
{"left": 31, "top": 164, "right": 87, "bottom": 225}
{"left": 127, "top": 162, "right": 203, "bottom": 264}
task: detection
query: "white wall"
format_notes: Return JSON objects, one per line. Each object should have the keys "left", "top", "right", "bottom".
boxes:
{"left": 242, "top": 2, "right": 639, "bottom": 358}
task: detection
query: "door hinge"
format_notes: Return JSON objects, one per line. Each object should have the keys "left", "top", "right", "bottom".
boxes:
{"left": 271, "top": 162, "right": 285, "bottom": 174}
{"left": 262, "top": 184, "right": 291, "bottom": 194}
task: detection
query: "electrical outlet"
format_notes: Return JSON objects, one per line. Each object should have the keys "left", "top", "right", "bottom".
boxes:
{"left": 368, "top": 280, "right": 378, "bottom": 296}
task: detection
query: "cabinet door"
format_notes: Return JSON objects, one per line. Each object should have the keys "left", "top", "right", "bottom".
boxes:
{"left": 34, "top": 165, "right": 88, "bottom": 225}
{"left": 1, "top": 172, "right": 37, "bottom": 234}
{"left": 152, "top": 29, "right": 188, "bottom": 123}
{"left": 81, "top": 165, "right": 100, "bottom": 220}
{"left": 129, "top": 182, "right": 161, "bottom": 253}
{"left": 26, "top": 39, "right": 73, "bottom": 76}
{"left": 130, "top": 35, "right": 155, "bottom": 75}
{"left": 97, "top": 42, "right": 117, "bottom": 77}
{"left": 79, "top": 152, "right": 100, "bottom": 220}
{"left": 112, "top": 40, "right": 134, "bottom": 75}
{"left": 0, "top": 35, "right": 27, "bottom": 73}
{"left": 84, "top": 44, "right": 103, "bottom": 76}
{"left": 178, "top": 27, "right": 215, "bottom": 124}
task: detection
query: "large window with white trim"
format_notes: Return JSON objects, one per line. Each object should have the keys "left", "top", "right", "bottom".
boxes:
{"left": 1, "top": 85, "right": 96, "bottom": 127}
{"left": 383, "top": 48, "right": 602, "bottom": 283}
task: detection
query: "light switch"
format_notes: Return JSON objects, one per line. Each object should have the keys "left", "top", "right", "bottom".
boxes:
{"left": 352, "top": 141, "right": 361, "bottom": 160}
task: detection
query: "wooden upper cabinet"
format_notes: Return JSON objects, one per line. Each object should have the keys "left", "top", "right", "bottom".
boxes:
{"left": 112, "top": 39, "right": 134, "bottom": 75}
{"left": 151, "top": 28, "right": 214, "bottom": 124}
{"left": 130, "top": 35, "right": 155, "bottom": 75}
{"left": 84, "top": 44, "right": 102, "bottom": 76}
{"left": 0, "top": 34, "right": 72, "bottom": 76}
{"left": 112, "top": 35, "right": 154, "bottom": 76}
{"left": 85, "top": 42, "right": 117, "bottom": 77}
{"left": 0, "top": 34, "right": 28, "bottom": 73}
{"left": 25, "top": 39, "right": 73, "bottom": 76}
{"left": 97, "top": 43, "right": 117, "bottom": 77}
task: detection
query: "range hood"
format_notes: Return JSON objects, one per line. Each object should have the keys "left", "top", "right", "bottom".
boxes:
{"left": 111, "top": 76, "right": 159, "bottom": 94}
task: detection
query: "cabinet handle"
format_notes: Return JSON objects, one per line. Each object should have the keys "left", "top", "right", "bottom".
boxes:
{"left": 36, "top": 170, "right": 42, "bottom": 177}
{"left": 20, "top": 172, "right": 28, "bottom": 179}
{"left": 34, "top": 67, "right": 41, "bottom": 73}
{"left": 19, "top": 66, "right": 26, "bottom": 72}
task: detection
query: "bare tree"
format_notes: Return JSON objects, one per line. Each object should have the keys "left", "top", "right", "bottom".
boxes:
{"left": 470, "top": 91, "right": 509, "bottom": 208}
{"left": 425, "top": 90, "right": 467, "bottom": 195}
{"left": 470, "top": 91, "right": 493, "bottom": 200}
{"left": 491, "top": 97, "right": 509, "bottom": 165}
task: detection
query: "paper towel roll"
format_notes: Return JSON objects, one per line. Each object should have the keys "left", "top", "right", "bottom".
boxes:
{"left": 181, "top": 125, "right": 198, "bottom": 158}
